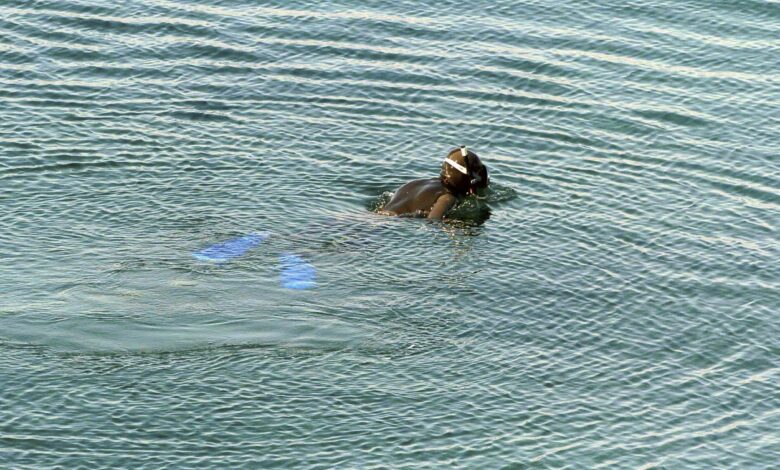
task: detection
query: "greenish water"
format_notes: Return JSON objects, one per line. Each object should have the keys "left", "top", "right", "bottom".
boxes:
{"left": 1, "top": 0, "right": 778, "bottom": 467}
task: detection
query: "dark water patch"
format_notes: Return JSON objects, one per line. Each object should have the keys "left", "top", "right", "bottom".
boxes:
{"left": 448, "top": 87, "right": 595, "bottom": 113}
{"left": 15, "top": 98, "right": 97, "bottom": 109}
{"left": 1, "top": 153, "right": 96, "bottom": 168}
{"left": 0, "top": 159, "right": 166, "bottom": 180}
{"left": 709, "top": 180, "right": 780, "bottom": 208}
{"left": 164, "top": 110, "right": 236, "bottom": 123}
{"left": 53, "top": 64, "right": 179, "bottom": 80}
{"left": 43, "top": 46, "right": 114, "bottom": 62}
{"left": 634, "top": 109, "right": 712, "bottom": 128}
{"left": 60, "top": 113, "right": 121, "bottom": 122}
{"left": 0, "top": 20, "right": 105, "bottom": 48}
{"left": 300, "top": 94, "right": 443, "bottom": 119}
{"left": 0, "top": 80, "right": 108, "bottom": 96}
{"left": 584, "top": 112, "right": 669, "bottom": 142}
{"left": 0, "top": 49, "right": 36, "bottom": 65}
{"left": 175, "top": 99, "right": 235, "bottom": 111}
{"left": 0, "top": 140, "right": 42, "bottom": 150}
{"left": 1, "top": 0, "right": 122, "bottom": 17}
{"left": 177, "top": 62, "right": 258, "bottom": 77}
{"left": 487, "top": 55, "right": 586, "bottom": 80}
{"left": 288, "top": 64, "right": 456, "bottom": 90}
{"left": 259, "top": 37, "right": 451, "bottom": 66}
{"left": 164, "top": 43, "right": 259, "bottom": 62}
{"left": 2, "top": 89, "right": 93, "bottom": 107}
{"left": 89, "top": 136, "right": 164, "bottom": 148}
{"left": 0, "top": 14, "right": 28, "bottom": 34}
{"left": 293, "top": 97, "right": 442, "bottom": 122}
{"left": 468, "top": 67, "right": 576, "bottom": 98}
{"left": 682, "top": 0, "right": 780, "bottom": 33}
{"left": 228, "top": 4, "right": 440, "bottom": 30}
{"left": 39, "top": 13, "right": 215, "bottom": 39}
{"left": 517, "top": 127, "right": 611, "bottom": 151}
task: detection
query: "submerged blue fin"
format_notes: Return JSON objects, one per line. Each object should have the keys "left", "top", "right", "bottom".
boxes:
{"left": 193, "top": 232, "right": 270, "bottom": 262}
{"left": 279, "top": 252, "right": 316, "bottom": 289}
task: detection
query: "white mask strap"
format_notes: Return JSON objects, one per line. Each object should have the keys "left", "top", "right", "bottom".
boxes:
{"left": 460, "top": 146, "right": 468, "bottom": 157}
{"left": 445, "top": 158, "right": 468, "bottom": 175}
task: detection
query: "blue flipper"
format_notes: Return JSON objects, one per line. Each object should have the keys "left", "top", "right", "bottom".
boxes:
{"left": 279, "top": 252, "right": 316, "bottom": 289}
{"left": 193, "top": 232, "right": 270, "bottom": 262}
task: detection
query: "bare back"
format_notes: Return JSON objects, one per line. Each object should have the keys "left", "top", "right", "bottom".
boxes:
{"left": 381, "top": 178, "right": 457, "bottom": 219}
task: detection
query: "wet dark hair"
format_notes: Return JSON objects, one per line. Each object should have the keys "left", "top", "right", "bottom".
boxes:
{"left": 440, "top": 147, "right": 489, "bottom": 195}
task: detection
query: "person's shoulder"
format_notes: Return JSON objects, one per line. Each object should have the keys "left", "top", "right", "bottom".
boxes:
{"left": 418, "top": 177, "right": 449, "bottom": 192}
{"left": 400, "top": 177, "right": 440, "bottom": 189}
{"left": 392, "top": 178, "right": 442, "bottom": 198}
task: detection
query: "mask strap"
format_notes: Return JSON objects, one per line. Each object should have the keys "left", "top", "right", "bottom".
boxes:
{"left": 461, "top": 145, "right": 481, "bottom": 184}
{"left": 444, "top": 158, "right": 468, "bottom": 175}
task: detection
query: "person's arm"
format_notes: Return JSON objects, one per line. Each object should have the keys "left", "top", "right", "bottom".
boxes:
{"left": 427, "top": 193, "right": 457, "bottom": 219}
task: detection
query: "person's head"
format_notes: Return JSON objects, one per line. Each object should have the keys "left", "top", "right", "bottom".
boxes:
{"left": 440, "top": 146, "right": 489, "bottom": 195}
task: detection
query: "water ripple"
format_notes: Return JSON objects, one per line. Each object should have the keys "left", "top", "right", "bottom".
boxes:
{"left": 1, "top": 0, "right": 778, "bottom": 468}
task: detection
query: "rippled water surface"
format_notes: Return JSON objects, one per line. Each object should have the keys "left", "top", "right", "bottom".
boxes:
{"left": 2, "top": 0, "right": 779, "bottom": 467}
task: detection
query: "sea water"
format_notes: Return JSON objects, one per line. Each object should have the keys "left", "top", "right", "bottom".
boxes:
{"left": 1, "top": 0, "right": 778, "bottom": 467}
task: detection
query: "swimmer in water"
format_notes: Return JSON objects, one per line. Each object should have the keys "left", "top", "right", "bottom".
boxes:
{"left": 381, "top": 146, "right": 489, "bottom": 219}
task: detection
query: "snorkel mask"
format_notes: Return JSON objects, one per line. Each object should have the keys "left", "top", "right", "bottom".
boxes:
{"left": 443, "top": 146, "right": 486, "bottom": 194}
